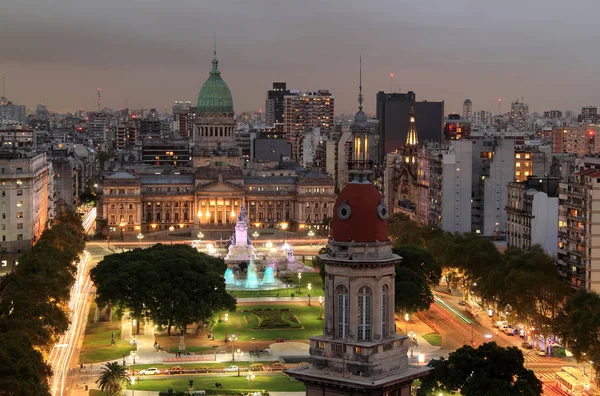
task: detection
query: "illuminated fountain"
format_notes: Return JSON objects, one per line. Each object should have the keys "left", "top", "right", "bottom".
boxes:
{"left": 244, "top": 261, "right": 259, "bottom": 289}
{"left": 262, "top": 265, "right": 275, "bottom": 285}
{"left": 224, "top": 268, "right": 235, "bottom": 285}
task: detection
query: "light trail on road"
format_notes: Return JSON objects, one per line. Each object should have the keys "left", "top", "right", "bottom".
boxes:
{"left": 48, "top": 250, "right": 92, "bottom": 396}
{"left": 81, "top": 208, "right": 96, "bottom": 235}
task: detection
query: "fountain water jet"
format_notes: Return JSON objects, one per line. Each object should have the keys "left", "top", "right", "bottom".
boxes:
{"left": 262, "top": 265, "right": 275, "bottom": 285}
{"left": 245, "top": 261, "right": 259, "bottom": 289}
{"left": 224, "top": 268, "right": 235, "bottom": 285}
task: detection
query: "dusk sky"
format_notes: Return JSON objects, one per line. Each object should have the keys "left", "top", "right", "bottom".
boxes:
{"left": 2, "top": 0, "right": 600, "bottom": 115}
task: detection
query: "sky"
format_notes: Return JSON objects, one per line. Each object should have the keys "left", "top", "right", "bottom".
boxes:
{"left": 2, "top": 0, "right": 600, "bottom": 116}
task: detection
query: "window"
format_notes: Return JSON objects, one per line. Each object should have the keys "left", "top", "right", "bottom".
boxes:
{"left": 128, "top": 215, "right": 133, "bottom": 224}
{"left": 354, "top": 347, "right": 363, "bottom": 354}
{"left": 336, "top": 285, "right": 349, "bottom": 339}
{"left": 316, "top": 341, "right": 325, "bottom": 349}
{"left": 16, "top": 190, "right": 22, "bottom": 196}
{"left": 16, "top": 201, "right": 23, "bottom": 207}
{"left": 381, "top": 285, "right": 388, "bottom": 337}
{"left": 17, "top": 234, "right": 23, "bottom": 240}
{"left": 0, "top": 191, "right": 4, "bottom": 197}
{"left": 16, "top": 212, "right": 23, "bottom": 219}
{"left": 357, "top": 286, "right": 372, "bottom": 341}
{"left": 129, "top": 204, "right": 133, "bottom": 210}
{"left": 110, "top": 215, "right": 116, "bottom": 224}
{"left": 16, "top": 223, "right": 23, "bottom": 230}
{"left": 1, "top": 260, "right": 6, "bottom": 267}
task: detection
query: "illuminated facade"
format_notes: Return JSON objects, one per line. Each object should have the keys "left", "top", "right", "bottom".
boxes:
{"left": 0, "top": 151, "right": 54, "bottom": 274}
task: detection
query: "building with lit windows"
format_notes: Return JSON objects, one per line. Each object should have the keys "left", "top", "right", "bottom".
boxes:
{"left": 97, "top": 48, "right": 335, "bottom": 239}
{"left": 558, "top": 169, "right": 600, "bottom": 292}
{"left": 284, "top": 90, "right": 334, "bottom": 160}
{"left": 463, "top": 99, "right": 472, "bottom": 122}
{"left": 552, "top": 126, "right": 600, "bottom": 156}
{"left": 0, "top": 151, "right": 54, "bottom": 275}
{"left": 514, "top": 151, "right": 533, "bottom": 182}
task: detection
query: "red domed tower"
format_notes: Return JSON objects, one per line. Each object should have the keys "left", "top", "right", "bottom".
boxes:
{"left": 287, "top": 61, "right": 430, "bottom": 395}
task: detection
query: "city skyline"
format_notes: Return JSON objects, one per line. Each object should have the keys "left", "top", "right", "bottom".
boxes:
{"left": 2, "top": 0, "right": 600, "bottom": 115}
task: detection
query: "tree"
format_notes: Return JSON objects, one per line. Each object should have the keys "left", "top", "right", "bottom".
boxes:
{"left": 555, "top": 288, "right": 600, "bottom": 375}
{"left": 95, "top": 362, "right": 129, "bottom": 396}
{"left": 91, "top": 244, "right": 236, "bottom": 336}
{"left": 0, "top": 331, "right": 52, "bottom": 396}
{"left": 394, "top": 266, "right": 433, "bottom": 313}
{"left": 392, "top": 244, "right": 441, "bottom": 285}
{"left": 418, "top": 342, "right": 542, "bottom": 396}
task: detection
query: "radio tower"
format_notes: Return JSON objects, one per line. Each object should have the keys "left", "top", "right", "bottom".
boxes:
{"left": 97, "top": 88, "right": 102, "bottom": 112}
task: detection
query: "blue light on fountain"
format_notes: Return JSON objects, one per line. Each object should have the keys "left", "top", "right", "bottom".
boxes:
{"left": 262, "top": 265, "right": 275, "bottom": 285}
{"left": 224, "top": 268, "right": 235, "bottom": 285}
{"left": 245, "top": 261, "right": 259, "bottom": 289}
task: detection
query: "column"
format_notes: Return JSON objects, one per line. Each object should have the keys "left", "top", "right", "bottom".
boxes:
{"left": 348, "top": 277, "right": 358, "bottom": 341}
{"left": 372, "top": 280, "right": 381, "bottom": 341}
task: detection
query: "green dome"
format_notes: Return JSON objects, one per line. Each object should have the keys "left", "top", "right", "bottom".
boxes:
{"left": 197, "top": 53, "right": 234, "bottom": 114}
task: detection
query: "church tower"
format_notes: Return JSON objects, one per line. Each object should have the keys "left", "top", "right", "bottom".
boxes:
{"left": 403, "top": 102, "right": 419, "bottom": 178}
{"left": 287, "top": 74, "right": 430, "bottom": 396}
{"left": 350, "top": 57, "right": 372, "bottom": 173}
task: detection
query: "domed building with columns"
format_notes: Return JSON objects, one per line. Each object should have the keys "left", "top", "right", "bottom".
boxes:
{"left": 96, "top": 48, "right": 336, "bottom": 239}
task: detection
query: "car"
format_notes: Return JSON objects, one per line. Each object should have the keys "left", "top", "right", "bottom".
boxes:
{"left": 195, "top": 366, "right": 210, "bottom": 373}
{"left": 521, "top": 342, "right": 533, "bottom": 349}
{"left": 535, "top": 348, "right": 546, "bottom": 357}
{"left": 140, "top": 368, "right": 160, "bottom": 375}
{"left": 268, "top": 362, "right": 285, "bottom": 371}
{"left": 458, "top": 300, "right": 467, "bottom": 306}
{"left": 494, "top": 321, "right": 507, "bottom": 328}
{"left": 249, "top": 363, "right": 264, "bottom": 371}
{"left": 223, "top": 365, "right": 239, "bottom": 372}
{"left": 167, "top": 366, "right": 185, "bottom": 375}
{"left": 275, "top": 337, "right": 285, "bottom": 342}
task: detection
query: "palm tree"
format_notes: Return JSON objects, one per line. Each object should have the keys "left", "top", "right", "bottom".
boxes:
{"left": 96, "top": 361, "right": 129, "bottom": 396}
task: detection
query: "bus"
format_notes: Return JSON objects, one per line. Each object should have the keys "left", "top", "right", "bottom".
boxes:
{"left": 556, "top": 367, "right": 591, "bottom": 395}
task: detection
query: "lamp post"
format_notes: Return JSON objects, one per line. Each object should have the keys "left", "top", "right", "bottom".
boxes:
{"left": 247, "top": 371, "right": 255, "bottom": 395}
{"left": 404, "top": 313, "right": 410, "bottom": 335}
{"left": 408, "top": 331, "right": 415, "bottom": 357}
{"left": 224, "top": 313, "right": 228, "bottom": 341}
{"left": 297, "top": 273, "right": 302, "bottom": 294}
{"left": 235, "top": 349, "right": 243, "bottom": 376}
{"left": 169, "top": 226, "right": 175, "bottom": 245}
{"left": 281, "top": 222, "right": 288, "bottom": 242}
{"left": 308, "top": 230, "right": 315, "bottom": 247}
{"left": 318, "top": 296, "right": 323, "bottom": 320}
{"left": 137, "top": 233, "right": 144, "bottom": 248}
{"left": 119, "top": 222, "right": 126, "bottom": 241}
{"left": 307, "top": 283, "right": 312, "bottom": 306}
{"left": 252, "top": 231, "right": 259, "bottom": 240}
{"left": 131, "top": 351, "right": 136, "bottom": 396}
{"left": 229, "top": 334, "right": 237, "bottom": 361}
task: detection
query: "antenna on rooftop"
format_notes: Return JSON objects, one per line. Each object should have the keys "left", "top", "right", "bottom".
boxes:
{"left": 97, "top": 88, "right": 102, "bottom": 112}
{"left": 2, "top": 72, "right": 5, "bottom": 98}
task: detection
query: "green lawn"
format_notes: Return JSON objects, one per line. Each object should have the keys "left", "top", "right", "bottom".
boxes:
{"left": 126, "top": 361, "right": 277, "bottom": 371}
{"left": 168, "top": 345, "right": 213, "bottom": 353}
{"left": 212, "top": 304, "right": 322, "bottom": 341}
{"left": 422, "top": 332, "right": 443, "bottom": 347}
{"left": 80, "top": 320, "right": 136, "bottom": 364}
{"left": 89, "top": 391, "right": 106, "bottom": 396}
{"left": 127, "top": 373, "right": 305, "bottom": 393}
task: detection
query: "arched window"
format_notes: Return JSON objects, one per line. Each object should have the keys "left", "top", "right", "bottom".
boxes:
{"left": 336, "top": 285, "right": 348, "bottom": 339}
{"left": 357, "top": 286, "right": 372, "bottom": 341}
{"left": 381, "top": 285, "right": 388, "bottom": 338}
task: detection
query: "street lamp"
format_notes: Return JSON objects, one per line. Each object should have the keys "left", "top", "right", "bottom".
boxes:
{"left": 235, "top": 349, "right": 243, "bottom": 376}
{"left": 297, "top": 273, "right": 302, "bottom": 294}
{"left": 119, "top": 222, "right": 126, "bottom": 241}
{"left": 137, "top": 233, "right": 144, "bottom": 248}
{"left": 308, "top": 230, "right": 315, "bottom": 247}
{"left": 169, "top": 226, "right": 175, "bottom": 245}
{"left": 318, "top": 296, "right": 323, "bottom": 320}
{"left": 229, "top": 334, "right": 237, "bottom": 361}
{"left": 408, "top": 331, "right": 415, "bottom": 357}
{"left": 404, "top": 313, "right": 410, "bottom": 335}
{"left": 247, "top": 371, "right": 255, "bottom": 395}
{"left": 307, "top": 283, "right": 312, "bottom": 306}
{"left": 252, "top": 231, "right": 259, "bottom": 240}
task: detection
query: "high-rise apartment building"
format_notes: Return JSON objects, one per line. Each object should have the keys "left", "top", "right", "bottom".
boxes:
{"left": 510, "top": 100, "right": 529, "bottom": 131}
{"left": 0, "top": 100, "right": 27, "bottom": 127}
{"left": 283, "top": 90, "right": 334, "bottom": 160}
{"left": 578, "top": 106, "right": 598, "bottom": 123}
{"left": 558, "top": 169, "right": 600, "bottom": 292}
{"left": 463, "top": 99, "right": 472, "bottom": 122}
{"left": 444, "top": 114, "right": 471, "bottom": 140}
{"left": 544, "top": 110, "right": 563, "bottom": 119}
{"left": 551, "top": 126, "right": 600, "bottom": 156}
{"left": 141, "top": 139, "right": 191, "bottom": 167}
{"left": 0, "top": 151, "right": 54, "bottom": 275}
{"left": 265, "top": 82, "right": 289, "bottom": 127}
{"left": 506, "top": 177, "right": 559, "bottom": 254}
{"left": 116, "top": 121, "right": 138, "bottom": 149}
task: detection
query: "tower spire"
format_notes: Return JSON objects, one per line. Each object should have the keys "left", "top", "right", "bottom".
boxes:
{"left": 210, "top": 34, "right": 220, "bottom": 76}
{"left": 406, "top": 102, "right": 418, "bottom": 146}
{"left": 358, "top": 56, "right": 363, "bottom": 111}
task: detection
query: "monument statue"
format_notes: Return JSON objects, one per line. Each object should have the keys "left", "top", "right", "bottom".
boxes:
{"left": 224, "top": 207, "right": 256, "bottom": 261}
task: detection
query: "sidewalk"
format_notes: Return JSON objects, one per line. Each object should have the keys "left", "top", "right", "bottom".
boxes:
{"left": 395, "top": 313, "right": 442, "bottom": 362}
